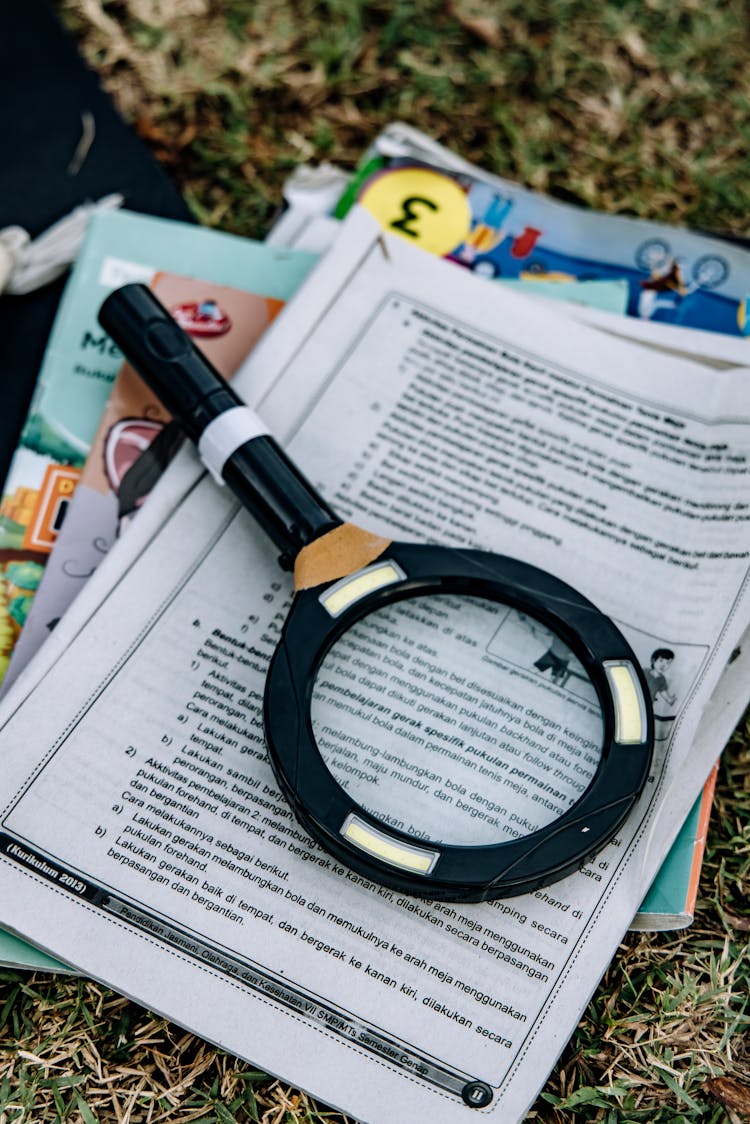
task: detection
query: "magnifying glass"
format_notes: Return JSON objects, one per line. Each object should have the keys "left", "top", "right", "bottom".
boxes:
{"left": 99, "top": 284, "right": 653, "bottom": 903}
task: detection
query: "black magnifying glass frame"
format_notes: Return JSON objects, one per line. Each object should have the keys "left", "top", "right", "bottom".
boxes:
{"left": 99, "top": 284, "right": 654, "bottom": 904}
{"left": 266, "top": 542, "right": 653, "bottom": 902}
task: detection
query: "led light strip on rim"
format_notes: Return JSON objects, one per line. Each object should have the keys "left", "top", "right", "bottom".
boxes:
{"left": 341, "top": 813, "right": 440, "bottom": 874}
{"left": 319, "top": 560, "right": 406, "bottom": 617}
{"left": 604, "top": 660, "right": 647, "bottom": 744}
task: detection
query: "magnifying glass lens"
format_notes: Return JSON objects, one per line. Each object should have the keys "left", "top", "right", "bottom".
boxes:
{"left": 310, "top": 594, "right": 604, "bottom": 847}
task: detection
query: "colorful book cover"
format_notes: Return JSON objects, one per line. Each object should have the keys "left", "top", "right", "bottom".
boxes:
{"left": 3, "top": 272, "right": 283, "bottom": 690}
{"left": 0, "top": 208, "right": 317, "bottom": 682}
{"left": 332, "top": 124, "right": 750, "bottom": 337}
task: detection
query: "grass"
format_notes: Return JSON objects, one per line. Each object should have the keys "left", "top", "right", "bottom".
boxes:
{"left": 1, "top": 0, "right": 749, "bottom": 1120}
{"left": 58, "top": 0, "right": 750, "bottom": 236}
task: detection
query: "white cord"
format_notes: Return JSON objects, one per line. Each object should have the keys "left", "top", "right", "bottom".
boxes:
{"left": 0, "top": 193, "right": 123, "bottom": 296}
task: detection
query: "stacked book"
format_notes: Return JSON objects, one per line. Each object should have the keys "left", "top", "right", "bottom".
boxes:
{"left": 0, "top": 117, "right": 747, "bottom": 1124}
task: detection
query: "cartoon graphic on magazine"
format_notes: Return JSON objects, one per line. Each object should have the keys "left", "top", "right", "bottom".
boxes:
{"left": 347, "top": 154, "right": 750, "bottom": 336}
{"left": 104, "top": 417, "right": 184, "bottom": 536}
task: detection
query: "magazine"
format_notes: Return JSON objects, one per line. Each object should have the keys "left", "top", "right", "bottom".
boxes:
{"left": 0, "top": 208, "right": 316, "bottom": 682}
{"left": 337, "top": 121, "right": 750, "bottom": 338}
{"left": 2, "top": 272, "right": 284, "bottom": 693}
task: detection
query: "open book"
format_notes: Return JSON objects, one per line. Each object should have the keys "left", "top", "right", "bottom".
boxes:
{"left": 0, "top": 209, "right": 747, "bottom": 1123}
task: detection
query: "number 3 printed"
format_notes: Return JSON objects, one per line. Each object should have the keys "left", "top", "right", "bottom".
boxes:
{"left": 360, "top": 166, "right": 472, "bottom": 255}
{"left": 390, "top": 195, "right": 438, "bottom": 238}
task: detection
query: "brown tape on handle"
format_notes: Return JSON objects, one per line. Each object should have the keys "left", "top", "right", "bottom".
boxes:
{"left": 293, "top": 523, "right": 392, "bottom": 591}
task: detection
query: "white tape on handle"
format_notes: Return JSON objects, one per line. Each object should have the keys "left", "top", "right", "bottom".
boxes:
{"left": 197, "top": 406, "right": 270, "bottom": 484}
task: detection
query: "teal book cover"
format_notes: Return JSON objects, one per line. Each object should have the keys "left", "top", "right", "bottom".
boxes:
{"left": 0, "top": 931, "right": 71, "bottom": 974}
{"left": 631, "top": 766, "right": 717, "bottom": 931}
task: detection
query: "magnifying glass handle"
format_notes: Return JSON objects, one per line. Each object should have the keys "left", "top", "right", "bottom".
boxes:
{"left": 99, "top": 283, "right": 340, "bottom": 568}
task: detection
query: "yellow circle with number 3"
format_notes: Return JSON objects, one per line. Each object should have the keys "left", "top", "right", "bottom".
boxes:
{"left": 359, "top": 167, "right": 472, "bottom": 257}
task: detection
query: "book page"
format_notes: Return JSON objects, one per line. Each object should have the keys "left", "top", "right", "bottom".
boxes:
{"left": 0, "top": 210, "right": 748, "bottom": 1124}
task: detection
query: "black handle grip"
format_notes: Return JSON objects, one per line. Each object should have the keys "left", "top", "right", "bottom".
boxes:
{"left": 99, "top": 283, "right": 241, "bottom": 440}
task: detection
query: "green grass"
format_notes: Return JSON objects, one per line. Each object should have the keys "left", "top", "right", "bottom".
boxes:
{"left": 58, "top": 0, "right": 750, "bottom": 237}
{"left": 0, "top": 1, "right": 748, "bottom": 1120}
